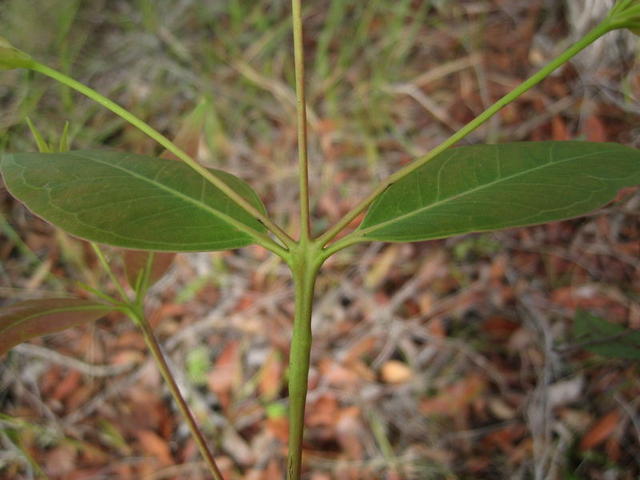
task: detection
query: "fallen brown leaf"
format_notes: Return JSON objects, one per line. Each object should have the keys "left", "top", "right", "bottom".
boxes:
{"left": 580, "top": 410, "right": 621, "bottom": 451}
{"left": 136, "top": 429, "right": 173, "bottom": 466}
{"left": 421, "top": 375, "right": 486, "bottom": 416}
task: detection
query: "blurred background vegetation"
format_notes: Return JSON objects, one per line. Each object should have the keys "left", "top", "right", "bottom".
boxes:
{"left": 1, "top": 1, "right": 639, "bottom": 479}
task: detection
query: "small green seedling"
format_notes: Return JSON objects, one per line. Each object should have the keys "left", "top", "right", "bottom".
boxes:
{"left": 2, "top": 2, "right": 640, "bottom": 479}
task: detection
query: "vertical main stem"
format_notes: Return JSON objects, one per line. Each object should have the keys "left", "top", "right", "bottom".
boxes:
{"left": 287, "top": 251, "right": 320, "bottom": 480}
{"left": 291, "top": 0, "right": 311, "bottom": 241}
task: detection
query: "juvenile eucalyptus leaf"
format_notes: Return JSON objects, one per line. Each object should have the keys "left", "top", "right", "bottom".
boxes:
{"left": 358, "top": 142, "right": 640, "bottom": 242}
{"left": 0, "top": 298, "right": 112, "bottom": 356}
{"left": 0, "top": 150, "right": 268, "bottom": 251}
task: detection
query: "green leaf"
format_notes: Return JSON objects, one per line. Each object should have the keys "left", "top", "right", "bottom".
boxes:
{"left": 359, "top": 142, "right": 640, "bottom": 242}
{"left": 0, "top": 150, "right": 268, "bottom": 251}
{"left": 573, "top": 311, "right": 640, "bottom": 360}
{"left": 26, "top": 118, "right": 52, "bottom": 153}
{"left": 606, "top": 0, "right": 640, "bottom": 35}
{"left": 121, "top": 102, "right": 201, "bottom": 288}
{"left": 59, "top": 121, "right": 71, "bottom": 153}
{"left": 0, "top": 298, "right": 112, "bottom": 356}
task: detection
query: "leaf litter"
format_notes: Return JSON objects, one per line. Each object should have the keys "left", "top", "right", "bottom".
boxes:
{"left": 1, "top": 0, "right": 639, "bottom": 478}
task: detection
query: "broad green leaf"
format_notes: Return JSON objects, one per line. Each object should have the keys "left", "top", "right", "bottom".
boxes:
{"left": 573, "top": 311, "right": 640, "bottom": 360}
{"left": 0, "top": 150, "right": 268, "bottom": 251}
{"left": 359, "top": 142, "right": 640, "bottom": 242}
{"left": 0, "top": 298, "right": 112, "bottom": 356}
{"left": 121, "top": 102, "right": 203, "bottom": 287}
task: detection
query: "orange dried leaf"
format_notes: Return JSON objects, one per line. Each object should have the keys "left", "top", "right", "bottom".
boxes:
{"left": 580, "top": 410, "right": 621, "bottom": 451}
{"left": 51, "top": 370, "right": 82, "bottom": 402}
{"left": 551, "top": 116, "right": 570, "bottom": 141}
{"left": 208, "top": 341, "right": 241, "bottom": 408}
{"left": 306, "top": 394, "right": 339, "bottom": 428}
{"left": 318, "top": 358, "right": 362, "bottom": 389}
{"left": 136, "top": 430, "right": 173, "bottom": 466}
{"left": 420, "top": 375, "right": 486, "bottom": 416}
{"left": 586, "top": 115, "right": 607, "bottom": 142}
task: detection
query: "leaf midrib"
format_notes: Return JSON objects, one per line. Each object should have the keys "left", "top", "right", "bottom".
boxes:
{"left": 358, "top": 148, "right": 623, "bottom": 237}
{"left": 68, "top": 152, "right": 253, "bottom": 233}
{"left": 1, "top": 304, "right": 111, "bottom": 333}
{"left": 9, "top": 151, "right": 260, "bottom": 246}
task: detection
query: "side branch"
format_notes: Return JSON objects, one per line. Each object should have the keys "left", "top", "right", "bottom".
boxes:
{"left": 316, "top": 20, "right": 613, "bottom": 248}
{"left": 30, "top": 62, "right": 294, "bottom": 254}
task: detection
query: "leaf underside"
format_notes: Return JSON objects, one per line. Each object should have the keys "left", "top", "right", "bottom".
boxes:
{"left": 359, "top": 142, "right": 640, "bottom": 242}
{"left": 0, "top": 298, "right": 112, "bottom": 356}
{"left": 121, "top": 104, "right": 203, "bottom": 285}
{"left": 0, "top": 150, "right": 267, "bottom": 251}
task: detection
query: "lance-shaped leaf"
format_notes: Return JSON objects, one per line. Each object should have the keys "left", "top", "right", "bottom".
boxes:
{"left": 0, "top": 298, "right": 112, "bottom": 355}
{"left": 358, "top": 142, "right": 640, "bottom": 242}
{"left": 0, "top": 150, "right": 268, "bottom": 251}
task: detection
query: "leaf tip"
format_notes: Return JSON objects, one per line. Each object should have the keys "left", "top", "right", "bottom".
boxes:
{"left": 0, "top": 36, "right": 34, "bottom": 71}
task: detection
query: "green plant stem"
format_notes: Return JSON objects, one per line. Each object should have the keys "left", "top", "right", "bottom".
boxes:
{"left": 316, "top": 20, "right": 613, "bottom": 248}
{"left": 29, "top": 62, "right": 294, "bottom": 255}
{"left": 90, "top": 250, "right": 221, "bottom": 478}
{"left": 286, "top": 245, "right": 322, "bottom": 480}
{"left": 129, "top": 308, "right": 224, "bottom": 480}
{"left": 134, "top": 252, "right": 155, "bottom": 307}
{"left": 291, "top": 0, "right": 311, "bottom": 241}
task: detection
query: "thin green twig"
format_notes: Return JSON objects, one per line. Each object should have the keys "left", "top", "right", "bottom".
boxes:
{"left": 90, "top": 247, "right": 223, "bottom": 479}
{"left": 128, "top": 308, "right": 224, "bottom": 480}
{"left": 90, "top": 243, "right": 129, "bottom": 303}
